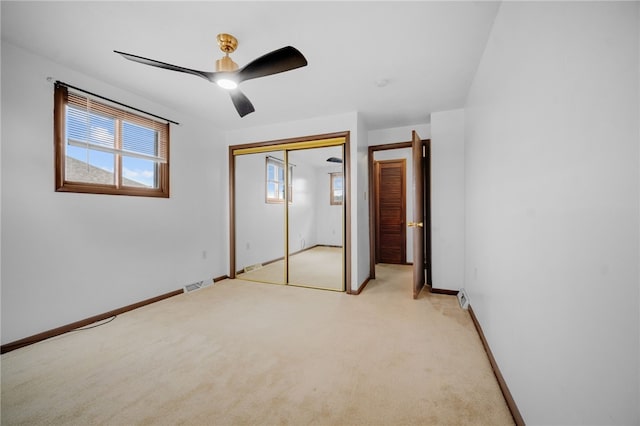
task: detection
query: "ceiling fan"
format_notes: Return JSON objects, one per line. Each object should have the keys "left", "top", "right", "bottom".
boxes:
{"left": 114, "top": 33, "right": 307, "bottom": 118}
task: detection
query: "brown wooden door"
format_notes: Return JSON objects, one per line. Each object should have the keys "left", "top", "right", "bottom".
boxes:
{"left": 411, "top": 131, "right": 425, "bottom": 298}
{"left": 424, "top": 141, "right": 432, "bottom": 287}
{"left": 375, "top": 159, "right": 406, "bottom": 264}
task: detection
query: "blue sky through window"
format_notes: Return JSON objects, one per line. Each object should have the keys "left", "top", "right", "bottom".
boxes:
{"left": 66, "top": 107, "right": 157, "bottom": 187}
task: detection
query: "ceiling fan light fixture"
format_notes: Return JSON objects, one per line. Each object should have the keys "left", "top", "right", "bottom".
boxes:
{"left": 216, "top": 78, "right": 238, "bottom": 90}
{"left": 116, "top": 32, "right": 307, "bottom": 117}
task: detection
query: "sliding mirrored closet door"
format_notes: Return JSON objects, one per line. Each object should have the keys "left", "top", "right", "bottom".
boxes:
{"left": 232, "top": 138, "right": 346, "bottom": 292}
{"left": 234, "top": 150, "right": 286, "bottom": 285}
{"left": 287, "top": 146, "right": 343, "bottom": 290}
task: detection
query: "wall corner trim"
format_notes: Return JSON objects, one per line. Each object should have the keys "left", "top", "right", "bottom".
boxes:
{"left": 352, "top": 276, "right": 371, "bottom": 295}
{"left": 429, "top": 287, "right": 459, "bottom": 296}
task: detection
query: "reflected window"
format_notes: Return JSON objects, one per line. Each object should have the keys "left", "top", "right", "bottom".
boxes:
{"left": 266, "top": 157, "right": 292, "bottom": 203}
{"left": 330, "top": 172, "right": 343, "bottom": 205}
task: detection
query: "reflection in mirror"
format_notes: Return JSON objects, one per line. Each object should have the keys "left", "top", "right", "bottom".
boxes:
{"left": 235, "top": 151, "right": 285, "bottom": 284}
{"left": 288, "top": 146, "right": 344, "bottom": 291}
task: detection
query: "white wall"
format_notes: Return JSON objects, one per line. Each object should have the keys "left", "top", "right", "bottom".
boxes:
{"left": 314, "top": 165, "right": 343, "bottom": 247}
{"left": 225, "top": 111, "right": 367, "bottom": 291}
{"left": 465, "top": 3, "right": 639, "bottom": 424}
{"left": 234, "top": 152, "right": 322, "bottom": 270}
{"left": 355, "top": 113, "right": 370, "bottom": 288}
{"left": 234, "top": 153, "right": 287, "bottom": 270}
{"left": 367, "top": 124, "right": 431, "bottom": 147}
{"left": 431, "top": 109, "right": 465, "bottom": 291}
{"left": 288, "top": 157, "right": 319, "bottom": 253}
{"left": 1, "top": 42, "right": 228, "bottom": 344}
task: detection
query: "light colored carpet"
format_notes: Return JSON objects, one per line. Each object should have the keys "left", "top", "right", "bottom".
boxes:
{"left": 238, "top": 246, "right": 343, "bottom": 291}
{"left": 1, "top": 264, "right": 514, "bottom": 425}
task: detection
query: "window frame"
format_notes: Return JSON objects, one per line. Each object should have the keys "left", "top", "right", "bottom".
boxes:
{"left": 265, "top": 156, "right": 293, "bottom": 204}
{"left": 54, "top": 84, "right": 170, "bottom": 198}
{"left": 330, "top": 172, "right": 344, "bottom": 205}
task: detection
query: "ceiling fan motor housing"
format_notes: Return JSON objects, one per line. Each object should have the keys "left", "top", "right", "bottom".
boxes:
{"left": 216, "top": 55, "right": 238, "bottom": 72}
{"left": 216, "top": 33, "right": 239, "bottom": 72}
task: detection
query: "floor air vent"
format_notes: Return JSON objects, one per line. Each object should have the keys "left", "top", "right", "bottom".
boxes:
{"left": 244, "top": 264, "right": 262, "bottom": 273}
{"left": 457, "top": 288, "right": 470, "bottom": 310}
{"left": 183, "top": 279, "right": 213, "bottom": 293}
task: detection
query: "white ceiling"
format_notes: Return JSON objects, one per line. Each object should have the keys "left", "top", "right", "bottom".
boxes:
{"left": 1, "top": 1, "right": 500, "bottom": 131}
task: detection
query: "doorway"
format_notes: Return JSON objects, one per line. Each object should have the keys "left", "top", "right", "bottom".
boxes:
{"left": 368, "top": 137, "right": 432, "bottom": 291}
{"left": 229, "top": 132, "right": 351, "bottom": 293}
{"left": 374, "top": 159, "right": 406, "bottom": 264}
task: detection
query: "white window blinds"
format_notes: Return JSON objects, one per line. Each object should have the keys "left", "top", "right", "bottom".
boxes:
{"left": 66, "top": 91, "right": 168, "bottom": 164}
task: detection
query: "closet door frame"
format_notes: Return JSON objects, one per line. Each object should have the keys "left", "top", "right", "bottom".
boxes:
{"left": 228, "top": 131, "right": 352, "bottom": 293}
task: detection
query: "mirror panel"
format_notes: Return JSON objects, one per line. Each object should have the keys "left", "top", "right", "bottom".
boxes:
{"left": 235, "top": 151, "right": 286, "bottom": 284}
{"left": 287, "top": 146, "right": 344, "bottom": 291}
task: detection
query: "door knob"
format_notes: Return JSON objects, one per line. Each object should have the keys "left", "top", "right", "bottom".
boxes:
{"left": 407, "top": 221, "right": 423, "bottom": 228}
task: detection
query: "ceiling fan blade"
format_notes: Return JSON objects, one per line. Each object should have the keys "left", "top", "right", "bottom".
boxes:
{"left": 229, "top": 90, "right": 255, "bottom": 117}
{"left": 237, "top": 46, "right": 307, "bottom": 83}
{"left": 114, "top": 50, "right": 217, "bottom": 82}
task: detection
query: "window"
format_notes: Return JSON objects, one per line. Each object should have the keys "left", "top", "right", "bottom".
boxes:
{"left": 265, "top": 157, "right": 292, "bottom": 203}
{"left": 54, "top": 84, "right": 170, "bottom": 197}
{"left": 330, "top": 172, "right": 343, "bottom": 205}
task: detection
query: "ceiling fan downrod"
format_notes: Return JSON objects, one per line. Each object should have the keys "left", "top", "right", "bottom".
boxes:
{"left": 216, "top": 33, "right": 239, "bottom": 72}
